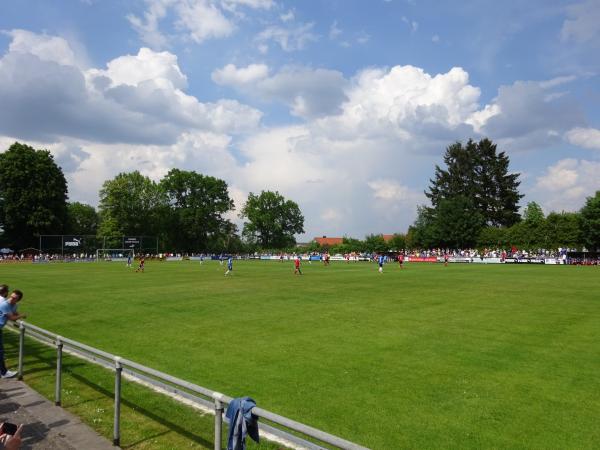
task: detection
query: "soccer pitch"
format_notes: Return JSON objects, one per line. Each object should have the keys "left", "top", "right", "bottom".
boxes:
{"left": 2, "top": 260, "right": 600, "bottom": 449}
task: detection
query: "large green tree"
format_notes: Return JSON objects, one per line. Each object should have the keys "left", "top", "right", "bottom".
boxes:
{"left": 160, "top": 169, "right": 234, "bottom": 252}
{"left": 522, "top": 201, "right": 544, "bottom": 225}
{"left": 407, "top": 206, "right": 439, "bottom": 249}
{"left": 240, "top": 190, "right": 304, "bottom": 249}
{"left": 433, "top": 196, "right": 484, "bottom": 248}
{"left": 507, "top": 201, "right": 546, "bottom": 248}
{"left": 0, "top": 142, "right": 68, "bottom": 249}
{"left": 66, "top": 202, "right": 99, "bottom": 235}
{"left": 98, "top": 171, "right": 167, "bottom": 239}
{"left": 363, "top": 234, "right": 387, "bottom": 253}
{"left": 579, "top": 190, "right": 600, "bottom": 250}
{"left": 426, "top": 138, "right": 522, "bottom": 228}
{"left": 545, "top": 212, "right": 581, "bottom": 249}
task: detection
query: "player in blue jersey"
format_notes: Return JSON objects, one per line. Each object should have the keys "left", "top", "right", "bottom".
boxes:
{"left": 225, "top": 256, "right": 233, "bottom": 276}
{"left": 378, "top": 254, "right": 385, "bottom": 273}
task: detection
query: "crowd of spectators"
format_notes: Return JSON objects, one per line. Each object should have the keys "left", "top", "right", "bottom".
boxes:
{"left": 1, "top": 248, "right": 598, "bottom": 265}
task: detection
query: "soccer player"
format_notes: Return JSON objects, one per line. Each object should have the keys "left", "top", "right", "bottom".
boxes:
{"left": 225, "top": 256, "right": 233, "bottom": 276}
{"left": 397, "top": 253, "right": 404, "bottom": 269}
{"left": 294, "top": 255, "right": 302, "bottom": 275}
{"left": 135, "top": 256, "right": 145, "bottom": 272}
{"left": 127, "top": 253, "right": 132, "bottom": 268}
{"left": 444, "top": 253, "right": 449, "bottom": 267}
{"left": 378, "top": 254, "right": 385, "bottom": 273}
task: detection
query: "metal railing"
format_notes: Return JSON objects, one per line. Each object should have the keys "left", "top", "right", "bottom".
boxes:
{"left": 12, "top": 321, "right": 369, "bottom": 450}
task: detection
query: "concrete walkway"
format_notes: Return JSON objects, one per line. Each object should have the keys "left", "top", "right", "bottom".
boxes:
{"left": 0, "top": 378, "right": 116, "bottom": 450}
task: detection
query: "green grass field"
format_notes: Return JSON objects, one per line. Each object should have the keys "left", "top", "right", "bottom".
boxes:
{"left": 2, "top": 260, "right": 600, "bottom": 449}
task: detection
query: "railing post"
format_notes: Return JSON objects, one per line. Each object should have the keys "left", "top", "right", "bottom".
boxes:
{"left": 55, "top": 336, "right": 63, "bottom": 406}
{"left": 113, "top": 357, "right": 122, "bottom": 447}
{"left": 17, "top": 322, "right": 25, "bottom": 380}
{"left": 214, "top": 393, "right": 224, "bottom": 450}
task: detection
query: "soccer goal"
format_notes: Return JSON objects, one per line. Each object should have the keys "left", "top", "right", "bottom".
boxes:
{"left": 96, "top": 248, "right": 134, "bottom": 262}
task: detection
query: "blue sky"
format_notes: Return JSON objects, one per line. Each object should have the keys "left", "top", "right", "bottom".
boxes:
{"left": 1, "top": 0, "right": 599, "bottom": 239}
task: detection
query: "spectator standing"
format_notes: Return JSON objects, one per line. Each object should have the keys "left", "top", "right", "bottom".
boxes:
{"left": 0, "top": 289, "right": 26, "bottom": 378}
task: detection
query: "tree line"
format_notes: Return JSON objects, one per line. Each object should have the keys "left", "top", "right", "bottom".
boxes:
{"left": 1, "top": 140, "right": 598, "bottom": 253}
{"left": 307, "top": 138, "right": 599, "bottom": 254}
{"left": 0, "top": 142, "right": 304, "bottom": 252}
{"left": 408, "top": 138, "right": 600, "bottom": 251}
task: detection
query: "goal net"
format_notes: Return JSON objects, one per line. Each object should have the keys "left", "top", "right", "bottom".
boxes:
{"left": 96, "top": 248, "right": 134, "bottom": 262}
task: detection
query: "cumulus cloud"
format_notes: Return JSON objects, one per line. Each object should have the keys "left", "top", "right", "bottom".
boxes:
{"left": 0, "top": 32, "right": 261, "bottom": 144}
{"left": 5, "top": 29, "right": 79, "bottom": 66}
{"left": 88, "top": 47, "right": 188, "bottom": 89}
{"left": 315, "top": 65, "right": 480, "bottom": 141}
{"left": 3, "top": 29, "right": 597, "bottom": 238}
{"left": 533, "top": 159, "right": 600, "bottom": 212}
{"left": 565, "top": 127, "right": 600, "bottom": 150}
{"left": 212, "top": 64, "right": 348, "bottom": 118}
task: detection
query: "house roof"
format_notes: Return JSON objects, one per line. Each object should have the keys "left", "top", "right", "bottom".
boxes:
{"left": 314, "top": 235, "right": 396, "bottom": 246}
{"left": 313, "top": 236, "right": 344, "bottom": 246}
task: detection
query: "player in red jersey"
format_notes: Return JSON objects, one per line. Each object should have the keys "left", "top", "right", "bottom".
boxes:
{"left": 294, "top": 255, "right": 302, "bottom": 275}
{"left": 397, "top": 253, "right": 404, "bottom": 269}
{"left": 135, "top": 256, "right": 145, "bottom": 272}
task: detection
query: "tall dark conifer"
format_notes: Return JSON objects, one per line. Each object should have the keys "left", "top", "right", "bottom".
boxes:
{"left": 475, "top": 139, "right": 522, "bottom": 227}
{"left": 425, "top": 138, "right": 522, "bottom": 228}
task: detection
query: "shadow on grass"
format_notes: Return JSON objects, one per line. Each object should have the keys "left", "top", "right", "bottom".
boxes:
{"left": 5, "top": 331, "right": 215, "bottom": 449}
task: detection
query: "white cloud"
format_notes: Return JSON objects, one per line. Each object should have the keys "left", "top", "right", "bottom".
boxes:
{"left": 175, "top": 0, "right": 234, "bottom": 44}
{"left": 0, "top": 32, "right": 261, "bottom": 144}
{"left": 255, "top": 22, "right": 318, "bottom": 52}
{"left": 565, "top": 127, "right": 600, "bottom": 150}
{"left": 316, "top": 65, "right": 480, "bottom": 141}
{"left": 368, "top": 179, "right": 423, "bottom": 202}
{"left": 533, "top": 159, "right": 600, "bottom": 212}
{"left": 212, "top": 63, "right": 269, "bottom": 85}
{"left": 560, "top": 0, "right": 600, "bottom": 44}
{"left": 5, "top": 29, "right": 79, "bottom": 66}
{"left": 89, "top": 47, "right": 188, "bottom": 89}
{"left": 126, "top": 0, "right": 172, "bottom": 49}
{"left": 127, "top": 0, "right": 274, "bottom": 48}
{"left": 431, "top": 34, "right": 440, "bottom": 43}
{"left": 3, "top": 29, "right": 597, "bottom": 239}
